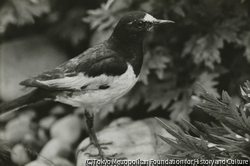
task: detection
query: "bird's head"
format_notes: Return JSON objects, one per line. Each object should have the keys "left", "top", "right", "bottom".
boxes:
{"left": 111, "top": 11, "right": 174, "bottom": 42}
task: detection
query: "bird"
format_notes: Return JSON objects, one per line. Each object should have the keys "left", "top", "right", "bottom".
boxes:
{"left": 0, "top": 11, "right": 174, "bottom": 159}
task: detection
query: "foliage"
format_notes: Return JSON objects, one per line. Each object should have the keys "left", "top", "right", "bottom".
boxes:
{"left": 157, "top": 81, "right": 250, "bottom": 159}
{"left": 1, "top": 0, "right": 250, "bottom": 123}
{"left": 0, "top": 139, "right": 11, "bottom": 164}
{"left": 0, "top": 0, "right": 50, "bottom": 33}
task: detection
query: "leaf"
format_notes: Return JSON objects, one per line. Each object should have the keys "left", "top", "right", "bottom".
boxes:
{"left": 83, "top": 0, "right": 132, "bottom": 31}
{"left": 158, "top": 134, "right": 187, "bottom": 151}
{"left": 182, "top": 34, "right": 223, "bottom": 69}
{"left": 139, "top": 47, "right": 171, "bottom": 84}
{"left": 200, "top": 136, "right": 208, "bottom": 151}
{"left": 156, "top": 117, "right": 226, "bottom": 159}
{"left": 172, "top": 6, "right": 185, "bottom": 17}
{"left": 49, "top": 8, "right": 88, "bottom": 46}
{"left": 195, "top": 122, "right": 228, "bottom": 142}
{"left": 155, "top": 117, "right": 182, "bottom": 140}
{"left": 169, "top": 97, "right": 193, "bottom": 123}
{"left": 197, "top": 92, "right": 232, "bottom": 122}
{"left": 181, "top": 119, "right": 204, "bottom": 137}
{"left": 241, "top": 81, "right": 250, "bottom": 102}
{"left": 193, "top": 72, "right": 220, "bottom": 98}
{"left": 0, "top": 0, "right": 50, "bottom": 33}
{"left": 198, "top": 89, "right": 250, "bottom": 136}
{"left": 239, "top": 32, "right": 250, "bottom": 62}
{"left": 214, "top": 16, "right": 245, "bottom": 44}
{"left": 145, "top": 82, "right": 180, "bottom": 111}
{"left": 146, "top": 90, "right": 176, "bottom": 111}
{"left": 0, "top": 140, "right": 11, "bottom": 164}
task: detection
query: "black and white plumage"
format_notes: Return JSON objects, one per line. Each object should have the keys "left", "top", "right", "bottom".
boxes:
{"left": 19, "top": 43, "right": 137, "bottom": 112}
{"left": 0, "top": 11, "right": 174, "bottom": 114}
{"left": 0, "top": 11, "right": 174, "bottom": 159}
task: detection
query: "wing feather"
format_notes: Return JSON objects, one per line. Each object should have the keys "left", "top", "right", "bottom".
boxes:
{"left": 20, "top": 43, "right": 128, "bottom": 91}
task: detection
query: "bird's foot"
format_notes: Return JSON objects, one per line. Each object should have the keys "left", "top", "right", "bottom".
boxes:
{"left": 83, "top": 111, "right": 126, "bottom": 160}
{"left": 84, "top": 141, "right": 126, "bottom": 160}
{"left": 85, "top": 152, "right": 119, "bottom": 160}
{"left": 85, "top": 152, "right": 127, "bottom": 160}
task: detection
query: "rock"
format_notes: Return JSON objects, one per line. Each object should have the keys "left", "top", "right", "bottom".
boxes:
{"left": 0, "top": 130, "right": 4, "bottom": 139}
{"left": 50, "top": 114, "right": 82, "bottom": 145}
{"left": 25, "top": 160, "right": 48, "bottom": 166}
{"left": 76, "top": 117, "right": 175, "bottom": 166}
{"left": 19, "top": 109, "right": 37, "bottom": 120}
{"left": 50, "top": 157, "right": 74, "bottom": 166}
{"left": 109, "top": 117, "right": 133, "bottom": 127}
{"left": 25, "top": 157, "right": 74, "bottom": 166}
{"left": 22, "top": 133, "right": 43, "bottom": 153}
{"left": 3, "top": 115, "right": 35, "bottom": 146}
{"left": 11, "top": 144, "right": 31, "bottom": 165}
{"left": 38, "top": 128, "right": 50, "bottom": 145}
{"left": 39, "top": 138, "right": 72, "bottom": 159}
{"left": 50, "top": 105, "right": 67, "bottom": 116}
{"left": 0, "top": 35, "right": 68, "bottom": 101}
{"left": 39, "top": 116, "right": 57, "bottom": 130}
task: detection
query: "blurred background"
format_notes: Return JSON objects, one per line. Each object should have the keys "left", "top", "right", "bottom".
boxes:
{"left": 1, "top": 0, "right": 250, "bottom": 165}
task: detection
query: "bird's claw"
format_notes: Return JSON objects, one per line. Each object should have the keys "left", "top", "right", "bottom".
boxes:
{"left": 85, "top": 152, "right": 117, "bottom": 160}
{"left": 85, "top": 152, "right": 127, "bottom": 160}
{"left": 89, "top": 142, "right": 126, "bottom": 160}
{"left": 90, "top": 141, "right": 113, "bottom": 150}
{"left": 80, "top": 141, "right": 126, "bottom": 160}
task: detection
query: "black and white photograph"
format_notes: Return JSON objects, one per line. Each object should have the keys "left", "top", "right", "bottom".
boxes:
{"left": 0, "top": 0, "right": 250, "bottom": 165}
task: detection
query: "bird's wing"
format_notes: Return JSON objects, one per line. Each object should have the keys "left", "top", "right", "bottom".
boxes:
{"left": 20, "top": 43, "right": 128, "bottom": 91}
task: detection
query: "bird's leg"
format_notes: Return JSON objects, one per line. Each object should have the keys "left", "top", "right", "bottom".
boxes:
{"left": 83, "top": 110, "right": 127, "bottom": 160}
{"left": 84, "top": 110, "right": 115, "bottom": 159}
{"left": 84, "top": 111, "right": 96, "bottom": 144}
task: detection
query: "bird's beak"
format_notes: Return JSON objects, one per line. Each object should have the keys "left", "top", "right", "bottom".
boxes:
{"left": 153, "top": 19, "right": 175, "bottom": 24}
{"left": 146, "top": 18, "right": 174, "bottom": 31}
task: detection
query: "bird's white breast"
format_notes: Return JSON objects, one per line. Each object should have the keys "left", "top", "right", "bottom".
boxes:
{"left": 55, "top": 65, "right": 138, "bottom": 111}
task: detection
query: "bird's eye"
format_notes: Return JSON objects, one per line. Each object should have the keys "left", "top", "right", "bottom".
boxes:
{"left": 136, "top": 21, "right": 145, "bottom": 28}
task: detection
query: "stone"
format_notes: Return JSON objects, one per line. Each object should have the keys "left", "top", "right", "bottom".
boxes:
{"left": 38, "top": 128, "right": 49, "bottom": 145}
{"left": 50, "top": 105, "right": 67, "bottom": 116}
{"left": 39, "top": 116, "right": 57, "bottom": 130}
{"left": 50, "top": 157, "right": 74, "bottom": 166}
{"left": 3, "top": 116, "right": 34, "bottom": 146}
{"left": 25, "top": 160, "right": 48, "bottom": 166}
{"left": 50, "top": 114, "right": 82, "bottom": 145}
{"left": 11, "top": 144, "right": 31, "bottom": 165}
{"left": 25, "top": 157, "right": 74, "bottom": 166}
{"left": 39, "top": 138, "right": 72, "bottom": 159}
{"left": 76, "top": 117, "right": 175, "bottom": 166}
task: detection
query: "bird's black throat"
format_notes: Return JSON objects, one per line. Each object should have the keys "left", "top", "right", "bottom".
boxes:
{"left": 107, "top": 29, "right": 145, "bottom": 77}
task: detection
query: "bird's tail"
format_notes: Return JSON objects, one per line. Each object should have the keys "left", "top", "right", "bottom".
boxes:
{"left": 0, "top": 89, "right": 45, "bottom": 116}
